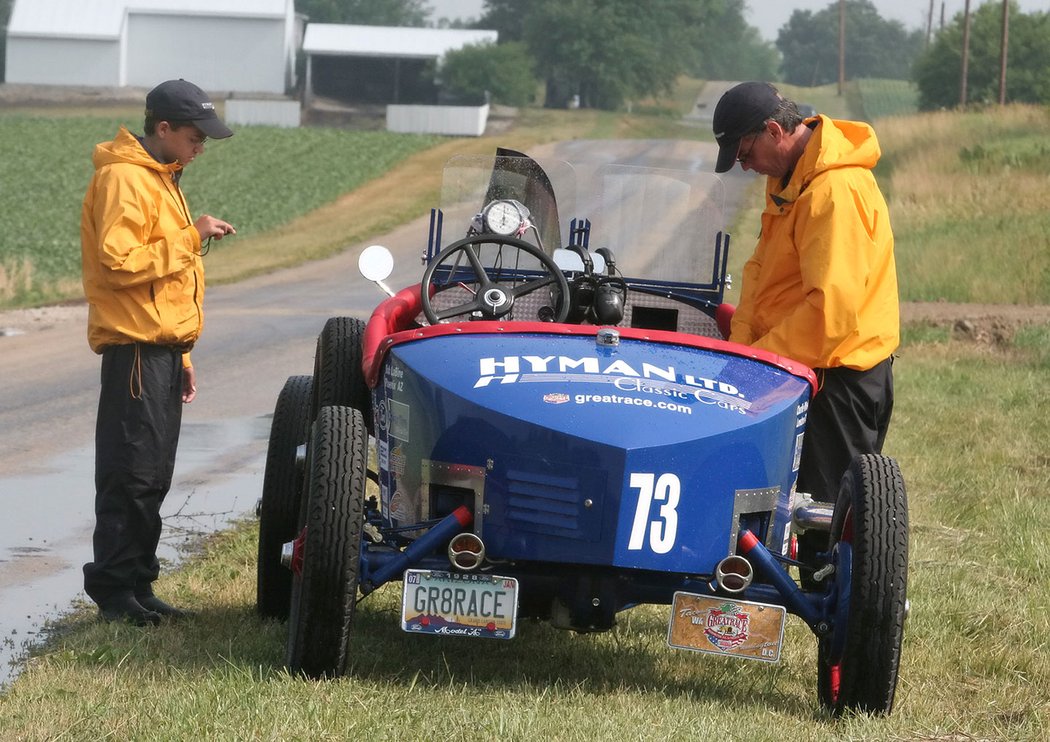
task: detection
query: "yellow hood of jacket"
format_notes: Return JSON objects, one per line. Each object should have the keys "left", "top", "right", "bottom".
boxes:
{"left": 81, "top": 127, "right": 204, "bottom": 361}
{"left": 730, "top": 115, "right": 899, "bottom": 370}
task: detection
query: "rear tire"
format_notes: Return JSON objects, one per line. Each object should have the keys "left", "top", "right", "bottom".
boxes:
{"left": 256, "top": 375, "right": 313, "bottom": 620}
{"left": 311, "top": 317, "right": 371, "bottom": 431}
{"left": 286, "top": 406, "right": 368, "bottom": 678}
{"left": 817, "top": 454, "right": 908, "bottom": 715}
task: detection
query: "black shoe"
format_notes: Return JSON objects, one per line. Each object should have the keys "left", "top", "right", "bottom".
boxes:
{"left": 136, "top": 594, "right": 191, "bottom": 620}
{"left": 98, "top": 595, "right": 162, "bottom": 626}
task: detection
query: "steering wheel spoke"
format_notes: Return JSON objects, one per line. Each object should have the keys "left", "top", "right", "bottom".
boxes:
{"left": 434, "top": 296, "right": 485, "bottom": 321}
{"left": 509, "top": 273, "right": 558, "bottom": 299}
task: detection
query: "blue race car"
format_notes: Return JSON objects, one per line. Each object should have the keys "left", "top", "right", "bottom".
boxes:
{"left": 256, "top": 148, "right": 908, "bottom": 715}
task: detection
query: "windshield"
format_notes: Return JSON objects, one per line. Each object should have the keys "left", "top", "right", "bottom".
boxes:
{"left": 436, "top": 150, "right": 727, "bottom": 293}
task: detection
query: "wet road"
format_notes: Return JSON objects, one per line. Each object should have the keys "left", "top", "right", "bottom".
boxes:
{"left": 0, "top": 136, "right": 752, "bottom": 686}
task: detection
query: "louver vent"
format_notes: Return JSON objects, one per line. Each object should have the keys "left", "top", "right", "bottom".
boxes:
{"left": 506, "top": 469, "right": 581, "bottom": 535}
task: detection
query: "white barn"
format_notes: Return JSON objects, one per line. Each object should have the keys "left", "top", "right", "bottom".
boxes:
{"left": 4, "top": 0, "right": 298, "bottom": 94}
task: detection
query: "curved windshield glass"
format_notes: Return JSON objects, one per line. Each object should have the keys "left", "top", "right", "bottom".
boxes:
{"left": 437, "top": 150, "right": 727, "bottom": 292}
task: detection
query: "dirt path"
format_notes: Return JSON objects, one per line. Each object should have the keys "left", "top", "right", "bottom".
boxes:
{"left": 900, "top": 301, "right": 1050, "bottom": 344}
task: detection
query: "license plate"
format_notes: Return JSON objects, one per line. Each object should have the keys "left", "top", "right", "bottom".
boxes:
{"left": 401, "top": 569, "right": 518, "bottom": 639}
{"left": 667, "top": 592, "right": 786, "bottom": 663}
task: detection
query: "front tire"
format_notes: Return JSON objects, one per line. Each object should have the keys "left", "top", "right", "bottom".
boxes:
{"left": 311, "top": 317, "right": 371, "bottom": 430}
{"left": 817, "top": 454, "right": 908, "bottom": 715}
{"left": 286, "top": 406, "right": 368, "bottom": 678}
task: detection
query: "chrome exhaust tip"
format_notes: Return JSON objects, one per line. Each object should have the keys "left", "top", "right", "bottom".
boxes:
{"left": 448, "top": 532, "right": 485, "bottom": 571}
{"left": 715, "top": 555, "right": 754, "bottom": 594}
{"left": 792, "top": 491, "right": 834, "bottom": 533}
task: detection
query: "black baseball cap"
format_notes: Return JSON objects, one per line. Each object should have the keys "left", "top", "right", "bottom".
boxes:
{"left": 145, "top": 79, "right": 233, "bottom": 140}
{"left": 712, "top": 82, "right": 782, "bottom": 173}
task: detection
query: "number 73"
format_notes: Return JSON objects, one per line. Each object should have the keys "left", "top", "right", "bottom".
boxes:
{"left": 627, "top": 472, "right": 680, "bottom": 554}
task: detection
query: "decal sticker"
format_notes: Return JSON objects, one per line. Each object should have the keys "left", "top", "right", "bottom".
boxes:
{"left": 389, "top": 490, "right": 405, "bottom": 517}
{"left": 792, "top": 432, "right": 804, "bottom": 472}
{"left": 379, "top": 439, "right": 389, "bottom": 470}
{"left": 543, "top": 393, "right": 570, "bottom": 404}
{"left": 668, "top": 593, "right": 786, "bottom": 662}
{"left": 376, "top": 399, "right": 388, "bottom": 432}
{"left": 627, "top": 472, "right": 680, "bottom": 554}
{"left": 574, "top": 392, "right": 696, "bottom": 416}
{"left": 390, "top": 444, "right": 407, "bottom": 477}
{"left": 703, "top": 601, "right": 751, "bottom": 651}
{"left": 389, "top": 400, "right": 410, "bottom": 441}
{"left": 474, "top": 355, "right": 750, "bottom": 412}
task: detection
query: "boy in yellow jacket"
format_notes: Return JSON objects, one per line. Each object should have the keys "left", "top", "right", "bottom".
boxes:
{"left": 81, "top": 79, "right": 236, "bottom": 624}
{"left": 712, "top": 82, "right": 899, "bottom": 582}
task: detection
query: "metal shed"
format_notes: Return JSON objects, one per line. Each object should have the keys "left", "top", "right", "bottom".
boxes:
{"left": 301, "top": 24, "right": 497, "bottom": 105}
{"left": 4, "top": 0, "right": 298, "bottom": 94}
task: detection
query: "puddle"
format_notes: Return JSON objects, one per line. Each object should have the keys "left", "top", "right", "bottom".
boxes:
{"left": 0, "top": 413, "right": 271, "bottom": 690}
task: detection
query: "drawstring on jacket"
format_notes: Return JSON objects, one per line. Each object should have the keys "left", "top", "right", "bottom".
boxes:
{"left": 129, "top": 343, "right": 143, "bottom": 400}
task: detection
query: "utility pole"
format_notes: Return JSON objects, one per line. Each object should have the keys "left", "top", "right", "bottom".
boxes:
{"left": 960, "top": 0, "right": 972, "bottom": 108}
{"left": 837, "top": 0, "right": 846, "bottom": 96}
{"left": 926, "top": 0, "right": 935, "bottom": 46}
{"left": 998, "top": 0, "right": 1010, "bottom": 105}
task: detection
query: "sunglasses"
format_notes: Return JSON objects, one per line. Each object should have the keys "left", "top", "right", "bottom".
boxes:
{"left": 736, "top": 129, "right": 765, "bottom": 164}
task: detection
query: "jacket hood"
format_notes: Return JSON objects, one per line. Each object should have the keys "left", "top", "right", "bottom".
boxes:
{"left": 92, "top": 126, "right": 183, "bottom": 177}
{"left": 773, "top": 115, "right": 882, "bottom": 206}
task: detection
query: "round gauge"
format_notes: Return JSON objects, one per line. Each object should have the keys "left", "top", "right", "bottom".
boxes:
{"left": 483, "top": 200, "right": 524, "bottom": 236}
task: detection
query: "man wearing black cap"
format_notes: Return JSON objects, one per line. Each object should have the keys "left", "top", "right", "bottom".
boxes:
{"left": 712, "top": 82, "right": 899, "bottom": 579}
{"left": 81, "top": 79, "right": 236, "bottom": 624}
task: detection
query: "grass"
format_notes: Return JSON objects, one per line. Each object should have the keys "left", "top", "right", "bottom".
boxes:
{"left": 877, "top": 104, "right": 1050, "bottom": 304}
{"left": 2, "top": 81, "right": 1049, "bottom": 738}
{"left": 853, "top": 79, "right": 920, "bottom": 121}
{"left": 2, "top": 325, "right": 1048, "bottom": 740}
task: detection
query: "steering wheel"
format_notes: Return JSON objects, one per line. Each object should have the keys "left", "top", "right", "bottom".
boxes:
{"left": 421, "top": 234, "right": 571, "bottom": 324}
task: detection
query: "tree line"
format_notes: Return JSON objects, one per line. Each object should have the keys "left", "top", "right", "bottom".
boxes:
{"left": 3, "top": 0, "right": 1044, "bottom": 112}
{"left": 297, "top": 0, "right": 1048, "bottom": 112}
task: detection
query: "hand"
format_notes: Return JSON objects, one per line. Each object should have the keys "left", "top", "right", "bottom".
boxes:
{"left": 181, "top": 365, "right": 197, "bottom": 404}
{"left": 195, "top": 215, "right": 236, "bottom": 241}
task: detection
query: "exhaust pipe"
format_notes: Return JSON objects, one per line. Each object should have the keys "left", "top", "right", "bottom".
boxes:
{"left": 792, "top": 491, "right": 834, "bottom": 533}
{"left": 714, "top": 554, "right": 754, "bottom": 594}
{"left": 448, "top": 532, "right": 485, "bottom": 571}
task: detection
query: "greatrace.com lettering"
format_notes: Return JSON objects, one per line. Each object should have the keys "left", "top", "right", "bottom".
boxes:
{"left": 573, "top": 392, "right": 693, "bottom": 415}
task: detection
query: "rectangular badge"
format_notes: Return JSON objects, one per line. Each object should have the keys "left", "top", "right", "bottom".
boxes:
{"left": 667, "top": 592, "right": 786, "bottom": 663}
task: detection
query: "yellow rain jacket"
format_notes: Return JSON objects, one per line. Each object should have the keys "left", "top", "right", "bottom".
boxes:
{"left": 730, "top": 115, "right": 899, "bottom": 371}
{"left": 81, "top": 127, "right": 204, "bottom": 367}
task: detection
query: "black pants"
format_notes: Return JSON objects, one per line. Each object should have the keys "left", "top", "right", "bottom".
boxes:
{"left": 796, "top": 357, "right": 895, "bottom": 505}
{"left": 83, "top": 343, "right": 183, "bottom": 604}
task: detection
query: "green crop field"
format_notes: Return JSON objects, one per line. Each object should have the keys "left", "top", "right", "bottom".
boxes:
{"left": 0, "top": 114, "right": 441, "bottom": 307}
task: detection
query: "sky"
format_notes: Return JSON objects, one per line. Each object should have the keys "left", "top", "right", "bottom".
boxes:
{"left": 428, "top": 1, "right": 1050, "bottom": 39}
{"left": 746, "top": 0, "right": 1050, "bottom": 41}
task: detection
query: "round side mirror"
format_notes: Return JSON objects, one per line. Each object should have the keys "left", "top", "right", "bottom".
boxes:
{"left": 359, "top": 244, "right": 394, "bottom": 283}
